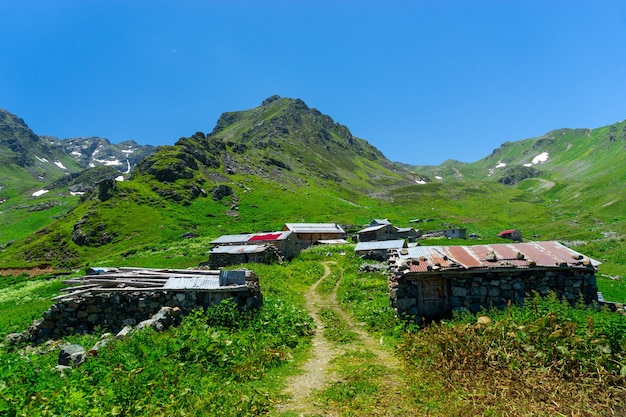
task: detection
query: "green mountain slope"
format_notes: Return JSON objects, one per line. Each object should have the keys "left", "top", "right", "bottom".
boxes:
{"left": 410, "top": 121, "right": 626, "bottom": 275}
{"left": 0, "top": 100, "right": 623, "bottom": 281}
{"left": 0, "top": 109, "right": 86, "bottom": 244}
{"left": 0, "top": 97, "right": 421, "bottom": 268}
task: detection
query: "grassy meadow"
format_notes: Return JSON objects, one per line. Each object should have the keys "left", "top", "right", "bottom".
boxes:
{"left": 1, "top": 245, "right": 625, "bottom": 416}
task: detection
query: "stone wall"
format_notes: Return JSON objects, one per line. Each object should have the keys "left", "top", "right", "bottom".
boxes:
{"left": 208, "top": 245, "right": 280, "bottom": 268}
{"left": 389, "top": 267, "right": 598, "bottom": 321}
{"left": 23, "top": 281, "right": 262, "bottom": 345}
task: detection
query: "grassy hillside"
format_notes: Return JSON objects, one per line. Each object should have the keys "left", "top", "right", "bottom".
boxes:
{"left": 410, "top": 120, "right": 626, "bottom": 278}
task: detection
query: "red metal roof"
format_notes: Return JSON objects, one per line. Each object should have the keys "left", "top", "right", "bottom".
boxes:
{"left": 497, "top": 229, "right": 517, "bottom": 236}
{"left": 248, "top": 232, "right": 283, "bottom": 242}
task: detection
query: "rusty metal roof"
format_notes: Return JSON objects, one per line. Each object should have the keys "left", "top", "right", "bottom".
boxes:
{"left": 395, "top": 241, "right": 600, "bottom": 273}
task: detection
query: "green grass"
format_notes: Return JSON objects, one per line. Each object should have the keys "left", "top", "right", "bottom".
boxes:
{"left": 318, "top": 307, "right": 358, "bottom": 344}
{"left": 0, "top": 294, "right": 313, "bottom": 417}
{"left": 2, "top": 249, "right": 626, "bottom": 415}
{"left": 0, "top": 274, "right": 65, "bottom": 337}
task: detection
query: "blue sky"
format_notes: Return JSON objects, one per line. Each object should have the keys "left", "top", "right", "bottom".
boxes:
{"left": 2, "top": 1, "right": 626, "bottom": 165}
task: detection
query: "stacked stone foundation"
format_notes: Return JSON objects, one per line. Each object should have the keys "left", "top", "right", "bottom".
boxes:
{"left": 389, "top": 267, "right": 598, "bottom": 320}
{"left": 25, "top": 285, "right": 262, "bottom": 344}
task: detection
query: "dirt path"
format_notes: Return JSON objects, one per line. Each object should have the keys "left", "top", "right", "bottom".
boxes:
{"left": 275, "top": 262, "right": 407, "bottom": 416}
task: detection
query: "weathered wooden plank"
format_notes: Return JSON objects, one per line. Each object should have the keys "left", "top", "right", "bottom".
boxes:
{"left": 52, "top": 288, "right": 98, "bottom": 301}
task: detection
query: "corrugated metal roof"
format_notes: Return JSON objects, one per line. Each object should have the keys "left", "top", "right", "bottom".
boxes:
{"left": 317, "top": 239, "right": 349, "bottom": 245}
{"left": 357, "top": 224, "right": 388, "bottom": 234}
{"left": 209, "top": 244, "right": 268, "bottom": 254}
{"left": 164, "top": 276, "right": 221, "bottom": 290}
{"left": 211, "top": 231, "right": 291, "bottom": 245}
{"left": 356, "top": 239, "right": 407, "bottom": 251}
{"left": 164, "top": 271, "right": 247, "bottom": 289}
{"left": 394, "top": 241, "right": 599, "bottom": 273}
{"left": 284, "top": 223, "right": 346, "bottom": 234}
{"left": 248, "top": 232, "right": 286, "bottom": 242}
{"left": 498, "top": 229, "right": 518, "bottom": 236}
{"left": 211, "top": 234, "right": 251, "bottom": 244}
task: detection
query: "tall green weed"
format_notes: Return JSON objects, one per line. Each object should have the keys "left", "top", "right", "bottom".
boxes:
{"left": 0, "top": 298, "right": 313, "bottom": 417}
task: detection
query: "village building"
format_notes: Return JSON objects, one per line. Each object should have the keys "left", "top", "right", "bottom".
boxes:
{"left": 422, "top": 227, "right": 467, "bottom": 239}
{"left": 283, "top": 223, "right": 347, "bottom": 249}
{"left": 498, "top": 229, "right": 523, "bottom": 241}
{"left": 396, "top": 227, "right": 421, "bottom": 241}
{"left": 358, "top": 219, "right": 420, "bottom": 242}
{"left": 357, "top": 223, "right": 398, "bottom": 242}
{"left": 388, "top": 241, "right": 599, "bottom": 323}
{"left": 210, "top": 231, "right": 300, "bottom": 260}
{"left": 355, "top": 239, "right": 407, "bottom": 261}
{"left": 208, "top": 244, "right": 280, "bottom": 269}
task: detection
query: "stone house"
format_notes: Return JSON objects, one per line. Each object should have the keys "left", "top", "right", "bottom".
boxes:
{"left": 396, "top": 227, "right": 421, "bottom": 241}
{"left": 283, "top": 223, "right": 347, "bottom": 249}
{"left": 388, "top": 241, "right": 599, "bottom": 322}
{"left": 422, "top": 227, "right": 467, "bottom": 239}
{"left": 210, "top": 230, "right": 300, "bottom": 260}
{"left": 208, "top": 244, "right": 280, "bottom": 269}
{"left": 357, "top": 223, "right": 398, "bottom": 242}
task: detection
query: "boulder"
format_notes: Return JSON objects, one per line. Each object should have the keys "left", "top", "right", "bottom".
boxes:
{"left": 58, "top": 344, "right": 86, "bottom": 367}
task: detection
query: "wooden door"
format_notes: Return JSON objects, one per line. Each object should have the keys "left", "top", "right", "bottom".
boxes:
{"left": 417, "top": 277, "right": 449, "bottom": 319}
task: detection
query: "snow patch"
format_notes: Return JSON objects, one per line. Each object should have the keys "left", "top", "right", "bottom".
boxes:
{"left": 532, "top": 152, "right": 549, "bottom": 164}
{"left": 70, "top": 191, "right": 85, "bottom": 196}
{"left": 94, "top": 158, "right": 122, "bottom": 166}
{"left": 35, "top": 156, "right": 49, "bottom": 163}
{"left": 435, "top": 176, "right": 443, "bottom": 180}
{"left": 71, "top": 151, "right": 82, "bottom": 157}
{"left": 122, "top": 149, "right": 135, "bottom": 154}
{"left": 124, "top": 159, "right": 131, "bottom": 174}
{"left": 32, "top": 189, "right": 49, "bottom": 197}
{"left": 54, "top": 160, "right": 67, "bottom": 169}
{"left": 415, "top": 179, "right": 427, "bottom": 184}
{"left": 115, "top": 175, "right": 125, "bottom": 182}
{"left": 495, "top": 160, "right": 506, "bottom": 168}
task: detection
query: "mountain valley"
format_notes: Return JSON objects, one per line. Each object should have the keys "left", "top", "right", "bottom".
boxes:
{"left": 0, "top": 97, "right": 624, "bottom": 282}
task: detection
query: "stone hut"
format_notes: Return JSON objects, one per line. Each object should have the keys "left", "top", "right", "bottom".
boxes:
{"left": 357, "top": 223, "right": 398, "bottom": 242}
{"left": 422, "top": 228, "right": 467, "bottom": 239}
{"left": 208, "top": 244, "right": 279, "bottom": 269}
{"left": 210, "top": 230, "right": 300, "bottom": 260}
{"left": 388, "top": 241, "right": 599, "bottom": 323}
{"left": 283, "top": 223, "right": 347, "bottom": 249}
{"left": 396, "top": 227, "right": 421, "bottom": 242}
{"left": 15, "top": 268, "right": 263, "bottom": 344}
